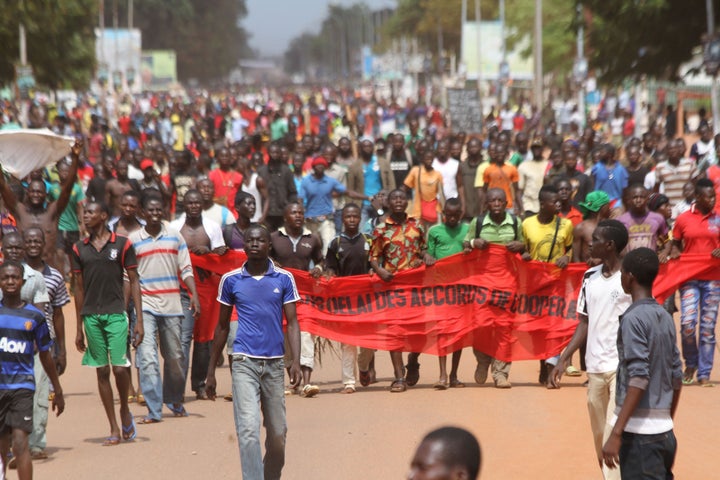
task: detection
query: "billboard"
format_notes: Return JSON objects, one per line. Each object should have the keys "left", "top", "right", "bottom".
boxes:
{"left": 95, "top": 28, "right": 142, "bottom": 90}
{"left": 140, "top": 50, "right": 178, "bottom": 91}
{"left": 461, "top": 21, "right": 534, "bottom": 81}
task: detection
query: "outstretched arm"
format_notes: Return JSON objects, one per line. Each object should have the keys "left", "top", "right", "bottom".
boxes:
{"left": 51, "top": 140, "right": 82, "bottom": 220}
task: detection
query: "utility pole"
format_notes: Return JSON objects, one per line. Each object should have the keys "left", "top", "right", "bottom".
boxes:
{"left": 475, "top": 0, "right": 483, "bottom": 118}
{"left": 498, "top": 0, "right": 508, "bottom": 106}
{"left": 460, "top": 0, "right": 467, "bottom": 75}
{"left": 575, "top": 3, "right": 586, "bottom": 129}
{"left": 533, "top": 0, "right": 543, "bottom": 110}
{"left": 707, "top": 0, "right": 720, "bottom": 135}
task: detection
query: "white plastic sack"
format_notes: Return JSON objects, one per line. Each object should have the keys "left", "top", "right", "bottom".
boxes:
{"left": 0, "top": 129, "right": 75, "bottom": 180}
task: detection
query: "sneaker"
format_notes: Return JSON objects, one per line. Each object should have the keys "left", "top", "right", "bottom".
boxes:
{"left": 494, "top": 377, "right": 512, "bottom": 389}
{"left": 301, "top": 384, "right": 320, "bottom": 398}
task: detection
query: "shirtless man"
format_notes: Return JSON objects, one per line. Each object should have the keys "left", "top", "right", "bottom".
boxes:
{"left": 108, "top": 190, "right": 145, "bottom": 236}
{"left": 105, "top": 159, "right": 140, "bottom": 218}
{"left": 0, "top": 141, "right": 81, "bottom": 270}
{"left": 170, "top": 190, "right": 226, "bottom": 399}
{"left": 573, "top": 191, "right": 611, "bottom": 265}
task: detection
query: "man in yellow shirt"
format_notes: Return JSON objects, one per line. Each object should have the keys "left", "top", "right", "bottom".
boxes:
{"left": 521, "top": 184, "right": 574, "bottom": 388}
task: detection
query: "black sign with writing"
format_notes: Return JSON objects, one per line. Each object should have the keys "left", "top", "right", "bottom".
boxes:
{"left": 447, "top": 88, "right": 482, "bottom": 133}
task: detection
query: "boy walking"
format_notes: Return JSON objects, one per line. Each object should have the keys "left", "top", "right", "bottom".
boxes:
{"left": 602, "top": 248, "right": 683, "bottom": 479}
{"left": 0, "top": 260, "right": 64, "bottom": 479}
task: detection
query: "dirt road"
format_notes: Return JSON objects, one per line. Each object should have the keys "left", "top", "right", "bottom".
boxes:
{"left": 25, "top": 303, "right": 719, "bottom": 480}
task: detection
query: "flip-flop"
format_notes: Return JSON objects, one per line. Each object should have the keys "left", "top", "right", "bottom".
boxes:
{"left": 390, "top": 379, "right": 407, "bottom": 393}
{"left": 167, "top": 403, "right": 188, "bottom": 417}
{"left": 122, "top": 417, "right": 137, "bottom": 441}
{"left": 138, "top": 416, "right": 161, "bottom": 425}
{"left": 565, "top": 365, "right": 582, "bottom": 377}
{"left": 102, "top": 436, "right": 121, "bottom": 446}
{"left": 449, "top": 378, "right": 466, "bottom": 388}
{"left": 433, "top": 381, "right": 449, "bottom": 390}
{"left": 683, "top": 367, "right": 697, "bottom": 385}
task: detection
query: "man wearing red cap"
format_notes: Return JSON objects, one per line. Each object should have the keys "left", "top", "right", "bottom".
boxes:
{"left": 139, "top": 159, "right": 171, "bottom": 208}
{"left": 300, "top": 154, "right": 366, "bottom": 254}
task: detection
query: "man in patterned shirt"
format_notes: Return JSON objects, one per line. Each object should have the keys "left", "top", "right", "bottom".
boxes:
{"left": 369, "top": 188, "right": 431, "bottom": 392}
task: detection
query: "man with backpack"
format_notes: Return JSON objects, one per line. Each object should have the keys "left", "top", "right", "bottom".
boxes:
{"left": 463, "top": 188, "right": 525, "bottom": 388}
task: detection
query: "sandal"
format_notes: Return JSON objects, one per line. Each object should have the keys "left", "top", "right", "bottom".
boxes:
{"left": 683, "top": 367, "right": 697, "bottom": 385}
{"left": 565, "top": 365, "right": 582, "bottom": 377}
{"left": 122, "top": 416, "right": 137, "bottom": 441}
{"left": 433, "top": 381, "right": 449, "bottom": 390}
{"left": 449, "top": 378, "right": 466, "bottom": 388}
{"left": 137, "top": 393, "right": 146, "bottom": 406}
{"left": 405, "top": 362, "right": 420, "bottom": 387}
{"left": 341, "top": 385, "right": 356, "bottom": 394}
{"left": 167, "top": 403, "right": 188, "bottom": 417}
{"left": 102, "top": 436, "right": 121, "bottom": 446}
{"left": 138, "top": 416, "right": 161, "bottom": 424}
{"left": 698, "top": 379, "right": 714, "bottom": 388}
{"left": 390, "top": 379, "right": 407, "bottom": 393}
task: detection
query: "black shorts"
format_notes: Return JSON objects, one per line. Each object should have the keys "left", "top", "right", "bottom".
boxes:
{"left": 0, "top": 389, "right": 34, "bottom": 434}
{"left": 56, "top": 230, "right": 80, "bottom": 255}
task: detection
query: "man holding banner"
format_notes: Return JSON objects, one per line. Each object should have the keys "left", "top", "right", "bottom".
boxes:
{"left": 522, "top": 185, "right": 574, "bottom": 388}
{"left": 369, "top": 188, "right": 431, "bottom": 393}
{"left": 464, "top": 188, "right": 525, "bottom": 389}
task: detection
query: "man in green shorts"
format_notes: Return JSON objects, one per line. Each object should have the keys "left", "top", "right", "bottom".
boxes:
{"left": 72, "top": 201, "right": 144, "bottom": 446}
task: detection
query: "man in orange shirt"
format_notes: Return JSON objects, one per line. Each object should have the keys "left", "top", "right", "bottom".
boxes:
{"left": 483, "top": 143, "right": 522, "bottom": 215}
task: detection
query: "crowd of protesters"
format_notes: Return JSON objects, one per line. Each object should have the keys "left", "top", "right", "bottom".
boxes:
{"left": 0, "top": 86, "right": 714, "bottom": 479}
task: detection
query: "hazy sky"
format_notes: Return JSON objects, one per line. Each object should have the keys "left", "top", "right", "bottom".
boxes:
{"left": 244, "top": 0, "right": 395, "bottom": 57}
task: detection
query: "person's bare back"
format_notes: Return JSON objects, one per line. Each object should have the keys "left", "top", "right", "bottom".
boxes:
{"left": 572, "top": 218, "right": 598, "bottom": 264}
{"left": 106, "top": 179, "right": 137, "bottom": 218}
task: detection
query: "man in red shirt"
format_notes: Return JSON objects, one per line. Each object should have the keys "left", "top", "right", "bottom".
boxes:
{"left": 670, "top": 178, "right": 720, "bottom": 387}
{"left": 208, "top": 147, "right": 243, "bottom": 218}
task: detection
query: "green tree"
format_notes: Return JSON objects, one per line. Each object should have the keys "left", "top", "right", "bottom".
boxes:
{"left": 111, "top": 0, "right": 252, "bottom": 82}
{"left": 283, "top": 3, "right": 373, "bottom": 79}
{"left": 583, "top": 0, "right": 718, "bottom": 83}
{"left": 0, "top": 0, "right": 97, "bottom": 90}
{"left": 506, "top": 0, "right": 577, "bottom": 80}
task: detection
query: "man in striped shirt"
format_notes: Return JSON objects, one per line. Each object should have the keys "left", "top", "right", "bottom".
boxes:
{"left": 24, "top": 227, "right": 70, "bottom": 460}
{"left": 654, "top": 138, "right": 697, "bottom": 211}
{"left": 130, "top": 195, "right": 200, "bottom": 422}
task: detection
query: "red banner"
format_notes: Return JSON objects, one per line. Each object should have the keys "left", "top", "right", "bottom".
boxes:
{"left": 190, "top": 249, "right": 720, "bottom": 361}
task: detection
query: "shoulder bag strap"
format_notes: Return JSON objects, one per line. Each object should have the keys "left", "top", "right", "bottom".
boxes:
{"left": 546, "top": 216, "right": 561, "bottom": 263}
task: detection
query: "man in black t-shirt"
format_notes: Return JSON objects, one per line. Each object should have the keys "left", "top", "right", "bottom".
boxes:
{"left": 325, "top": 203, "right": 372, "bottom": 393}
{"left": 72, "top": 201, "right": 143, "bottom": 445}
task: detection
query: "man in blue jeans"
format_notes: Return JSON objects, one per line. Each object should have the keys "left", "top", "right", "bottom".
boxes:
{"left": 602, "top": 248, "right": 682, "bottom": 479}
{"left": 129, "top": 194, "right": 200, "bottom": 423}
{"left": 206, "top": 224, "right": 301, "bottom": 480}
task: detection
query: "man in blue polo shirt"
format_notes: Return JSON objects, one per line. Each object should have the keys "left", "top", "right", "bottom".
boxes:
{"left": 300, "top": 155, "right": 366, "bottom": 255}
{"left": 206, "top": 224, "right": 301, "bottom": 480}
